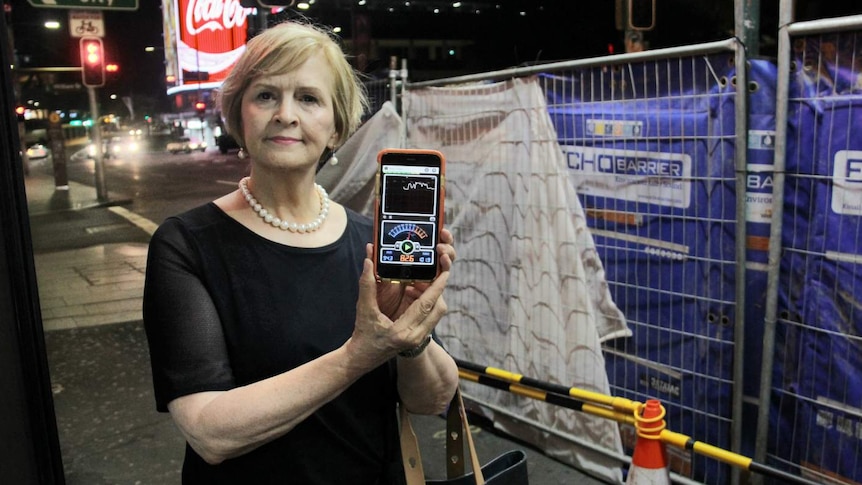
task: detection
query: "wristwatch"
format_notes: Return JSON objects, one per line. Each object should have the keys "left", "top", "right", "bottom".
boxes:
{"left": 398, "top": 335, "right": 432, "bottom": 358}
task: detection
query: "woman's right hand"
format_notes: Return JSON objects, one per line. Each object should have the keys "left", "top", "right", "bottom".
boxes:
{"left": 346, "top": 252, "right": 450, "bottom": 370}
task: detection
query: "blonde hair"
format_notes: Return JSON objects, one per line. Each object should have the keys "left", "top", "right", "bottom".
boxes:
{"left": 218, "top": 21, "right": 368, "bottom": 149}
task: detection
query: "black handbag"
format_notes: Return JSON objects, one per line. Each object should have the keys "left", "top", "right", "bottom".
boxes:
{"left": 400, "top": 389, "right": 529, "bottom": 485}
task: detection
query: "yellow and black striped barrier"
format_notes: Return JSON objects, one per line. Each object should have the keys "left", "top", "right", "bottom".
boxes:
{"left": 455, "top": 358, "right": 817, "bottom": 485}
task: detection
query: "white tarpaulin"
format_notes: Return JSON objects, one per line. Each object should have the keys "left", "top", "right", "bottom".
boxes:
{"left": 317, "top": 101, "right": 404, "bottom": 212}
{"left": 403, "top": 77, "right": 630, "bottom": 482}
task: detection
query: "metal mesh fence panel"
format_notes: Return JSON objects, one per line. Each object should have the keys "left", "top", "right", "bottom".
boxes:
{"left": 393, "top": 43, "right": 743, "bottom": 484}
{"left": 538, "top": 53, "right": 741, "bottom": 484}
{"left": 766, "top": 25, "right": 862, "bottom": 484}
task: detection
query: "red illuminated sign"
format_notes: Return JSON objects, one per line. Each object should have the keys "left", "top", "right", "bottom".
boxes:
{"left": 173, "top": 0, "right": 253, "bottom": 91}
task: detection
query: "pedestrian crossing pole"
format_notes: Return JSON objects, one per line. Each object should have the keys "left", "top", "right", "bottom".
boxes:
{"left": 87, "top": 86, "right": 108, "bottom": 202}
{"left": 80, "top": 37, "right": 109, "bottom": 202}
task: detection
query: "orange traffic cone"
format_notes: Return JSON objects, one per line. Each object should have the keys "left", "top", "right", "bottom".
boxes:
{"left": 626, "top": 399, "right": 671, "bottom": 485}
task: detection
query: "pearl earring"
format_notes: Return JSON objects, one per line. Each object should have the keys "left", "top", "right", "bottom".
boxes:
{"left": 330, "top": 153, "right": 339, "bottom": 165}
{"left": 237, "top": 147, "right": 247, "bottom": 160}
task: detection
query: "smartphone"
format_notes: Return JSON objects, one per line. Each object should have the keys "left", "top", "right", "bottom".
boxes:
{"left": 373, "top": 148, "right": 446, "bottom": 282}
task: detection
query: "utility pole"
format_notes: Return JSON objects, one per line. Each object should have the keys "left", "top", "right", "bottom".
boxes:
{"left": 88, "top": 86, "right": 107, "bottom": 201}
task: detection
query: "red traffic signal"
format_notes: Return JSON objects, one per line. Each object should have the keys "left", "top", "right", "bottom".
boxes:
{"left": 15, "top": 105, "right": 25, "bottom": 122}
{"left": 79, "top": 37, "right": 105, "bottom": 87}
{"left": 194, "top": 101, "right": 206, "bottom": 115}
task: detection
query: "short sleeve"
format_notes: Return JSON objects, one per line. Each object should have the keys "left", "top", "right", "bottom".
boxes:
{"left": 143, "top": 217, "right": 235, "bottom": 412}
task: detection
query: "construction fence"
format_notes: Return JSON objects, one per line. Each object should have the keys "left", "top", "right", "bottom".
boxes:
{"left": 340, "top": 10, "right": 862, "bottom": 485}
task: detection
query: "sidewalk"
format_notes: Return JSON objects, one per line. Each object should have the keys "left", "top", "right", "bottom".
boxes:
{"left": 24, "top": 166, "right": 118, "bottom": 217}
{"left": 25, "top": 168, "right": 147, "bottom": 331}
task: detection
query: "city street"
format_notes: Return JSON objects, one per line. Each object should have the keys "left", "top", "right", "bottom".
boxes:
{"left": 24, "top": 144, "right": 612, "bottom": 484}
{"left": 88, "top": 146, "right": 247, "bottom": 229}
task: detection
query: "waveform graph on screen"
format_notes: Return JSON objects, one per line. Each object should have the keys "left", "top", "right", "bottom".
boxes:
{"left": 382, "top": 174, "right": 439, "bottom": 217}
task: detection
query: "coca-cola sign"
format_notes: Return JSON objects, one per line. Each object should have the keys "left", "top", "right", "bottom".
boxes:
{"left": 175, "top": 0, "right": 253, "bottom": 87}
{"left": 185, "top": 0, "right": 250, "bottom": 37}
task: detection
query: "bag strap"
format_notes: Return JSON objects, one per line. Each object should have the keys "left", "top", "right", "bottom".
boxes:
{"left": 445, "top": 391, "right": 465, "bottom": 477}
{"left": 400, "top": 402, "right": 426, "bottom": 485}
{"left": 399, "top": 388, "right": 485, "bottom": 485}
{"left": 453, "top": 389, "right": 485, "bottom": 483}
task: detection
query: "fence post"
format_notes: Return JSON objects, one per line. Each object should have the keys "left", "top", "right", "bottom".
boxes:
{"left": 754, "top": 0, "right": 795, "bottom": 482}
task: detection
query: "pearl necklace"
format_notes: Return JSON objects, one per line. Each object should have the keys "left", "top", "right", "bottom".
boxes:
{"left": 238, "top": 177, "right": 330, "bottom": 233}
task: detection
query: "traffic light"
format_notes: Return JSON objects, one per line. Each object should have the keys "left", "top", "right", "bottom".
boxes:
{"left": 240, "top": 0, "right": 296, "bottom": 6}
{"left": 195, "top": 101, "right": 206, "bottom": 117}
{"left": 15, "top": 105, "right": 25, "bottom": 122}
{"left": 624, "top": 0, "right": 656, "bottom": 31}
{"left": 106, "top": 63, "right": 119, "bottom": 81}
{"left": 79, "top": 37, "right": 105, "bottom": 87}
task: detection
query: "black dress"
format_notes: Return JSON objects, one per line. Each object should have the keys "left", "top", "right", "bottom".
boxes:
{"left": 143, "top": 203, "right": 404, "bottom": 484}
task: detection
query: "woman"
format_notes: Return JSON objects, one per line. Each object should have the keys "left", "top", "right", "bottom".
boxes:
{"left": 143, "top": 21, "right": 459, "bottom": 484}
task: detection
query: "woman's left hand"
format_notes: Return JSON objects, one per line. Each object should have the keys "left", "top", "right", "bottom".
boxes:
{"left": 376, "top": 228, "right": 455, "bottom": 318}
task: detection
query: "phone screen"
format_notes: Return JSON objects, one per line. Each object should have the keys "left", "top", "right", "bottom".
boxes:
{"left": 374, "top": 149, "right": 445, "bottom": 282}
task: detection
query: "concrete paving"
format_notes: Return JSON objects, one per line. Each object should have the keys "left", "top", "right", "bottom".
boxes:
{"left": 25, "top": 170, "right": 148, "bottom": 332}
{"left": 24, "top": 168, "right": 614, "bottom": 484}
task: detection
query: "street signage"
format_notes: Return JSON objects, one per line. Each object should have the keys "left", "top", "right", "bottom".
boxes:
{"left": 69, "top": 10, "right": 104, "bottom": 37}
{"left": 28, "top": 0, "right": 138, "bottom": 11}
{"left": 52, "top": 82, "right": 85, "bottom": 91}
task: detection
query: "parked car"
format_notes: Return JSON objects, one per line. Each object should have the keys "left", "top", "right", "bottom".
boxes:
{"left": 166, "top": 137, "right": 207, "bottom": 154}
{"left": 216, "top": 133, "right": 240, "bottom": 154}
{"left": 26, "top": 143, "right": 49, "bottom": 160}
